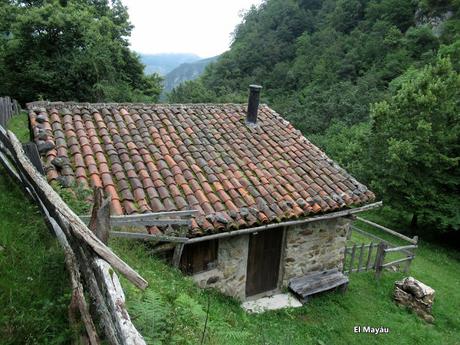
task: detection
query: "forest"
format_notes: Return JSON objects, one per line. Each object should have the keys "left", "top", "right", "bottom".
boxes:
{"left": 0, "top": 0, "right": 458, "bottom": 237}
{"left": 169, "top": 0, "right": 460, "bottom": 238}
{"left": 0, "top": 1, "right": 459, "bottom": 344}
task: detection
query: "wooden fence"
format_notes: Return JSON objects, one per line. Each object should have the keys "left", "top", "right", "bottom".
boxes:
{"left": 0, "top": 96, "right": 20, "bottom": 128}
{"left": 0, "top": 121, "right": 147, "bottom": 344}
{"left": 344, "top": 218, "right": 418, "bottom": 278}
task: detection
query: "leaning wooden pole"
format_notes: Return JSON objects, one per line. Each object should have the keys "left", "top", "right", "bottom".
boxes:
{"left": 7, "top": 130, "right": 148, "bottom": 290}
{"left": 0, "top": 126, "right": 147, "bottom": 344}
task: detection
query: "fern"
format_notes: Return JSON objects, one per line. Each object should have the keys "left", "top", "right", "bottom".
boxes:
{"left": 208, "top": 320, "right": 251, "bottom": 344}
{"left": 129, "top": 290, "right": 173, "bottom": 344}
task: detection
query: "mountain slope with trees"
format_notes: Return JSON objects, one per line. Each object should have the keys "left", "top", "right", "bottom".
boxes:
{"left": 169, "top": 0, "right": 460, "bottom": 234}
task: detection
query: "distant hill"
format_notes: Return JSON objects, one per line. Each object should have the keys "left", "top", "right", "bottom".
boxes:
{"left": 163, "top": 56, "right": 219, "bottom": 92}
{"left": 140, "top": 53, "right": 201, "bottom": 76}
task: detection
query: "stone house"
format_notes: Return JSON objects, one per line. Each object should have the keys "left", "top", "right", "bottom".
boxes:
{"left": 27, "top": 86, "right": 376, "bottom": 301}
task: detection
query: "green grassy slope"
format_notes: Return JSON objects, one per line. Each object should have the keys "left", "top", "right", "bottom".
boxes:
{"left": 112, "top": 218, "right": 460, "bottom": 345}
{"left": 0, "top": 166, "right": 72, "bottom": 344}
{"left": 5, "top": 114, "right": 459, "bottom": 344}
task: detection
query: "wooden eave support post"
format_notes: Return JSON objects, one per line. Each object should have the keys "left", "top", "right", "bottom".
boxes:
{"left": 89, "top": 187, "right": 111, "bottom": 245}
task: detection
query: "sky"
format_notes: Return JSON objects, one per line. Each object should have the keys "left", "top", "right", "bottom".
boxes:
{"left": 122, "top": 0, "right": 264, "bottom": 58}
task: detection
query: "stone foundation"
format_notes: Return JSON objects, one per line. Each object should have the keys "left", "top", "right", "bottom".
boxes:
{"left": 190, "top": 218, "right": 350, "bottom": 301}
{"left": 192, "top": 235, "right": 249, "bottom": 300}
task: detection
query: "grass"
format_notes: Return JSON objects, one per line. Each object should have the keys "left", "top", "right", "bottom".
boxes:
{"left": 0, "top": 167, "right": 72, "bottom": 344}
{"left": 7, "top": 111, "right": 30, "bottom": 143}
{"left": 5, "top": 115, "right": 460, "bottom": 344}
{"left": 110, "top": 217, "right": 460, "bottom": 345}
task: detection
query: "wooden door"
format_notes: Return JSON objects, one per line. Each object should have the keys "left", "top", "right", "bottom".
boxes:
{"left": 246, "top": 228, "right": 284, "bottom": 297}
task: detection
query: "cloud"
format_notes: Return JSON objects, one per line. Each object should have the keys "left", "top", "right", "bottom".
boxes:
{"left": 123, "top": 0, "right": 263, "bottom": 58}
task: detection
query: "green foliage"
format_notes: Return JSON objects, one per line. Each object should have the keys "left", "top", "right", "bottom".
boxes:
{"left": 167, "top": 0, "right": 459, "bottom": 236}
{"left": 310, "top": 121, "right": 371, "bottom": 183}
{"left": 0, "top": 167, "right": 71, "bottom": 344}
{"left": 170, "top": 0, "right": 458, "bottom": 135}
{"left": 0, "top": 0, "right": 162, "bottom": 104}
{"left": 369, "top": 57, "right": 460, "bottom": 231}
{"left": 168, "top": 80, "right": 217, "bottom": 103}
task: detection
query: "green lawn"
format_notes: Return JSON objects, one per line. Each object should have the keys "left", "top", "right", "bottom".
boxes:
{"left": 0, "top": 167, "right": 72, "bottom": 344}
{"left": 111, "top": 219, "right": 460, "bottom": 345}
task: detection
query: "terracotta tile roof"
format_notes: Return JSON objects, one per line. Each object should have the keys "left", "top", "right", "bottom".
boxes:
{"left": 27, "top": 102, "right": 375, "bottom": 237}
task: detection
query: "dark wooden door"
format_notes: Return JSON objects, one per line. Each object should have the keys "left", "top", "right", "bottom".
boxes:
{"left": 246, "top": 228, "right": 284, "bottom": 297}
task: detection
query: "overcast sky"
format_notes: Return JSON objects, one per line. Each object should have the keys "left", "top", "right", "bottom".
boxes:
{"left": 122, "top": 0, "right": 264, "bottom": 58}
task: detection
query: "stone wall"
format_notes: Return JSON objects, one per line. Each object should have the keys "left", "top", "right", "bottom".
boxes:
{"left": 192, "top": 235, "right": 249, "bottom": 300}
{"left": 282, "top": 217, "right": 350, "bottom": 285}
{"left": 190, "top": 217, "right": 350, "bottom": 301}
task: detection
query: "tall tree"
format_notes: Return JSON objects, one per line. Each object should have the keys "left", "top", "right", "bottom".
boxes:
{"left": 369, "top": 57, "right": 460, "bottom": 232}
{"left": 0, "top": 0, "right": 162, "bottom": 103}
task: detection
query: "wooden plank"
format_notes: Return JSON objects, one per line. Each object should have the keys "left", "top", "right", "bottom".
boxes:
{"left": 13, "top": 100, "right": 19, "bottom": 115}
{"left": 93, "top": 259, "right": 147, "bottom": 345}
{"left": 186, "top": 201, "right": 383, "bottom": 245}
{"left": 172, "top": 243, "right": 185, "bottom": 268}
{"left": 384, "top": 245, "right": 418, "bottom": 253}
{"left": 346, "top": 243, "right": 374, "bottom": 250}
{"left": 80, "top": 210, "right": 198, "bottom": 221}
{"left": 348, "top": 244, "right": 356, "bottom": 273}
{"left": 5, "top": 135, "right": 144, "bottom": 344}
{"left": 374, "top": 242, "right": 388, "bottom": 279}
{"left": 88, "top": 188, "right": 111, "bottom": 244}
{"left": 381, "top": 256, "right": 415, "bottom": 268}
{"left": 366, "top": 242, "right": 374, "bottom": 271}
{"left": 352, "top": 226, "right": 393, "bottom": 246}
{"left": 109, "top": 231, "right": 188, "bottom": 243}
{"left": 111, "top": 218, "right": 190, "bottom": 227}
{"left": 0, "top": 149, "right": 21, "bottom": 182}
{"left": 357, "top": 243, "right": 365, "bottom": 273}
{"left": 289, "top": 269, "right": 349, "bottom": 299}
{"left": 22, "top": 142, "right": 45, "bottom": 175}
{"left": 356, "top": 217, "right": 417, "bottom": 244}
{"left": 80, "top": 211, "right": 197, "bottom": 227}
{"left": 7, "top": 130, "right": 148, "bottom": 290}
{"left": 48, "top": 217, "right": 100, "bottom": 345}
{"left": 342, "top": 245, "right": 347, "bottom": 273}
{"left": 0, "top": 98, "right": 4, "bottom": 128}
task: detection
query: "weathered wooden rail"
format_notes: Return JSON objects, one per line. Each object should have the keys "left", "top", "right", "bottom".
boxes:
{"left": 344, "top": 218, "right": 418, "bottom": 278}
{"left": 0, "top": 96, "right": 20, "bottom": 128}
{"left": 0, "top": 116, "right": 147, "bottom": 344}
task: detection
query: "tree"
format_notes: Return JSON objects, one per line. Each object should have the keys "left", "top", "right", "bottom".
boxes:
{"left": 167, "top": 80, "right": 216, "bottom": 103}
{"left": 369, "top": 57, "right": 460, "bottom": 232}
{"left": 0, "top": 0, "right": 161, "bottom": 104}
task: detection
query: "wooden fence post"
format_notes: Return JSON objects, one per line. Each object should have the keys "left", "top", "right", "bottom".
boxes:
{"left": 374, "top": 242, "right": 388, "bottom": 279}
{"left": 357, "top": 243, "right": 365, "bottom": 272}
{"left": 366, "top": 242, "right": 374, "bottom": 271}
{"left": 348, "top": 244, "right": 356, "bottom": 274}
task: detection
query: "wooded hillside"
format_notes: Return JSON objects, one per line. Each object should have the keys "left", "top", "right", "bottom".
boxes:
{"left": 169, "top": 0, "right": 460, "bottom": 235}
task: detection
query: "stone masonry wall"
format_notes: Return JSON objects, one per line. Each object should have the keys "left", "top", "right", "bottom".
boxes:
{"left": 282, "top": 218, "right": 350, "bottom": 285}
{"left": 191, "top": 217, "right": 350, "bottom": 300}
{"left": 192, "top": 235, "right": 249, "bottom": 301}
